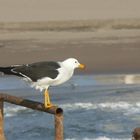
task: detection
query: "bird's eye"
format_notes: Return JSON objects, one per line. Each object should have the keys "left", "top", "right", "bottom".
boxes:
{"left": 75, "top": 61, "right": 77, "bottom": 63}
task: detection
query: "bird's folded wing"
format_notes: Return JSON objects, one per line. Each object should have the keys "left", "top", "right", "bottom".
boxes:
{"left": 12, "top": 61, "right": 60, "bottom": 82}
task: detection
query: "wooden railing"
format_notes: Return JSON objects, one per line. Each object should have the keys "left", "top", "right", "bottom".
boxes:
{"left": 0, "top": 93, "right": 63, "bottom": 140}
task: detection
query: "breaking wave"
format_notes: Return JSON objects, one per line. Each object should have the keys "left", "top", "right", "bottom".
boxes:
{"left": 4, "top": 101, "right": 140, "bottom": 117}
{"left": 4, "top": 106, "right": 33, "bottom": 117}
{"left": 61, "top": 102, "right": 140, "bottom": 115}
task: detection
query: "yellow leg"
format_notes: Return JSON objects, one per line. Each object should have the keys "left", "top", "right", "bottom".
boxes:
{"left": 44, "top": 90, "right": 53, "bottom": 108}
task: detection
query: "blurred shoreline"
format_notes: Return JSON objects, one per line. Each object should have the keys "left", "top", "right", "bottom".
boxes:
{"left": 1, "top": 19, "right": 140, "bottom": 31}
{"left": 0, "top": 19, "right": 140, "bottom": 74}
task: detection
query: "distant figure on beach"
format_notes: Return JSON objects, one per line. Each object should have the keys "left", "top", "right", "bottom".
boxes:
{"left": 124, "top": 75, "right": 135, "bottom": 84}
{"left": 0, "top": 58, "right": 85, "bottom": 108}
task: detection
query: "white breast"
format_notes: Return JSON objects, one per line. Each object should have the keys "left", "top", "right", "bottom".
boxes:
{"left": 51, "top": 67, "right": 74, "bottom": 86}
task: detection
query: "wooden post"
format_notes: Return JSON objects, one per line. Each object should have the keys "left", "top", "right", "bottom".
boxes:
{"left": 0, "top": 101, "right": 5, "bottom": 140}
{"left": 0, "top": 93, "right": 63, "bottom": 115}
{"left": 55, "top": 113, "right": 63, "bottom": 140}
{"left": 0, "top": 93, "right": 64, "bottom": 140}
{"left": 132, "top": 128, "right": 140, "bottom": 140}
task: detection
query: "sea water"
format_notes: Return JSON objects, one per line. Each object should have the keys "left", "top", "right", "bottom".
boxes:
{"left": 0, "top": 74, "right": 140, "bottom": 140}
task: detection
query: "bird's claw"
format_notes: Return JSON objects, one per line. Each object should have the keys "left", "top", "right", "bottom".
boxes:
{"left": 45, "top": 103, "right": 57, "bottom": 109}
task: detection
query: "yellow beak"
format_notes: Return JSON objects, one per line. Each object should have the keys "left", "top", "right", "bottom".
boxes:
{"left": 78, "top": 64, "right": 85, "bottom": 69}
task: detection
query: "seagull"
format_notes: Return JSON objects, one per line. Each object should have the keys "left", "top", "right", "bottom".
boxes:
{"left": 0, "top": 58, "right": 85, "bottom": 108}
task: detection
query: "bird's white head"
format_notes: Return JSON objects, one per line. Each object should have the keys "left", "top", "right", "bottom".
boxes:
{"left": 62, "top": 58, "right": 85, "bottom": 70}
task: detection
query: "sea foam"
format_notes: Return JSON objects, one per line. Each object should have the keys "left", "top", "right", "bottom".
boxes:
{"left": 4, "top": 101, "right": 140, "bottom": 117}
{"left": 4, "top": 106, "right": 33, "bottom": 117}
{"left": 61, "top": 101, "right": 140, "bottom": 115}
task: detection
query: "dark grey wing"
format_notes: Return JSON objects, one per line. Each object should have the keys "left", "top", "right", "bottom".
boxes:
{"left": 13, "top": 61, "right": 60, "bottom": 82}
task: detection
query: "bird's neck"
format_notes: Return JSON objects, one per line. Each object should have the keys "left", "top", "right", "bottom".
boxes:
{"left": 61, "top": 64, "right": 74, "bottom": 77}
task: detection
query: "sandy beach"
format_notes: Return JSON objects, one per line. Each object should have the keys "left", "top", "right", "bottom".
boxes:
{"left": 0, "top": 0, "right": 140, "bottom": 74}
{"left": 0, "top": 24, "right": 140, "bottom": 74}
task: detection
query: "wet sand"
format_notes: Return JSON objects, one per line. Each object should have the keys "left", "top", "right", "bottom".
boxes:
{"left": 0, "top": 28, "right": 140, "bottom": 74}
